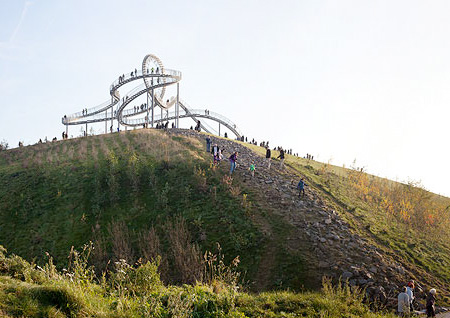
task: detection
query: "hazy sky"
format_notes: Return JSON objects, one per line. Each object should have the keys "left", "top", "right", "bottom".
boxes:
{"left": 1, "top": 0, "right": 449, "bottom": 197}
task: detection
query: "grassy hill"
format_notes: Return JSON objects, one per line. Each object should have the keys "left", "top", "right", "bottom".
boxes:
{"left": 1, "top": 128, "right": 450, "bottom": 316}
{"left": 0, "top": 130, "right": 269, "bottom": 286}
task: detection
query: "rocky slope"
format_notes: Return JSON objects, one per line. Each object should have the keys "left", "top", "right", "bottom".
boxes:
{"left": 173, "top": 129, "right": 436, "bottom": 307}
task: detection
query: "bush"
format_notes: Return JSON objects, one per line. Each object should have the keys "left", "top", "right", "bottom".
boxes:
{"left": 0, "top": 245, "right": 45, "bottom": 284}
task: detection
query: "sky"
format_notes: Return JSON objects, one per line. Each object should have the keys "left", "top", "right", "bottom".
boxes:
{"left": 0, "top": 0, "right": 449, "bottom": 197}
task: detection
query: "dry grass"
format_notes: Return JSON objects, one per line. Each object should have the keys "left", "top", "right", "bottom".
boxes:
{"left": 107, "top": 220, "right": 133, "bottom": 262}
{"left": 166, "top": 217, "right": 203, "bottom": 284}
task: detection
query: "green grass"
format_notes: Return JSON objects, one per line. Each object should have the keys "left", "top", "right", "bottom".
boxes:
{"left": 0, "top": 130, "right": 276, "bottom": 289}
{"left": 0, "top": 247, "right": 398, "bottom": 318}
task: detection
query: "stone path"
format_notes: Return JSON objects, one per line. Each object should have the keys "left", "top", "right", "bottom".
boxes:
{"left": 171, "top": 130, "right": 435, "bottom": 305}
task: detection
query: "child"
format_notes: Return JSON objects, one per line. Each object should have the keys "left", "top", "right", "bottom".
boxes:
{"left": 249, "top": 163, "right": 255, "bottom": 177}
{"left": 297, "top": 178, "right": 307, "bottom": 197}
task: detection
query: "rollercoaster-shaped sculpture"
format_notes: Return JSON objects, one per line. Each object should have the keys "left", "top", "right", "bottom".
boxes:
{"left": 62, "top": 54, "right": 242, "bottom": 138}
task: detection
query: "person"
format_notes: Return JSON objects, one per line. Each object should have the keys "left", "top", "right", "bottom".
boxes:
{"left": 206, "top": 136, "right": 211, "bottom": 153}
{"left": 406, "top": 281, "right": 415, "bottom": 312}
{"left": 398, "top": 287, "right": 410, "bottom": 316}
{"left": 229, "top": 152, "right": 238, "bottom": 175}
{"left": 249, "top": 163, "right": 255, "bottom": 177}
{"left": 265, "top": 147, "right": 271, "bottom": 169}
{"left": 426, "top": 289, "right": 437, "bottom": 317}
{"left": 224, "top": 132, "right": 228, "bottom": 138}
{"left": 277, "top": 148, "right": 285, "bottom": 169}
{"left": 62, "top": 131, "right": 65, "bottom": 140}
{"left": 297, "top": 178, "right": 307, "bottom": 197}
{"left": 212, "top": 144, "right": 219, "bottom": 164}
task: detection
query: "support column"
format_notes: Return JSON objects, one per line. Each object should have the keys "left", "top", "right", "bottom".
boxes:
{"left": 151, "top": 87, "right": 154, "bottom": 128}
{"left": 85, "top": 122, "right": 88, "bottom": 137}
{"left": 219, "top": 123, "right": 221, "bottom": 137}
{"left": 111, "top": 97, "right": 114, "bottom": 133}
{"left": 176, "top": 82, "right": 179, "bottom": 128}
{"left": 146, "top": 92, "right": 150, "bottom": 128}
{"left": 66, "top": 125, "right": 68, "bottom": 137}
{"left": 105, "top": 110, "right": 107, "bottom": 134}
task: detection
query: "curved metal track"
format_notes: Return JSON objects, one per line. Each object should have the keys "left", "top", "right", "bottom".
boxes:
{"left": 62, "top": 54, "right": 242, "bottom": 138}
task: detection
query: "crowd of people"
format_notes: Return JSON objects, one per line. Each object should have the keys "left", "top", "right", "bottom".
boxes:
{"left": 205, "top": 135, "right": 307, "bottom": 199}
{"left": 117, "top": 66, "right": 162, "bottom": 84}
{"left": 133, "top": 104, "right": 148, "bottom": 113}
{"left": 237, "top": 135, "right": 303, "bottom": 158}
{"left": 397, "top": 280, "right": 438, "bottom": 317}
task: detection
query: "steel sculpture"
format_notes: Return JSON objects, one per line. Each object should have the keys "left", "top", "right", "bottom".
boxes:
{"left": 62, "top": 54, "right": 241, "bottom": 138}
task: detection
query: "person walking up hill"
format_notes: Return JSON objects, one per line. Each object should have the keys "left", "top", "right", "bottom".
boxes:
{"left": 277, "top": 148, "right": 285, "bottom": 169}
{"left": 265, "top": 147, "right": 271, "bottom": 169}
{"left": 297, "top": 178, "right": 308, "bottom": 198}
{"left": 229, "top": 152, "right": 238, "bottom": 175}
{"left": 206, "top": 136, "right": 211, "bottom": 153}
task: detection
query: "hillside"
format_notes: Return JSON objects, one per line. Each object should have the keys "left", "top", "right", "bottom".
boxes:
{"left": 0, "top": 244, "right": 397, "bottom": 318}
{"left": 0, "top": 128, "right": 450, "bottom": 313}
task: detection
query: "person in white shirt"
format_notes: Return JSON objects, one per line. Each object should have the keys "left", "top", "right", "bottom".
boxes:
{"left": 398, "top": 286, "right": 410, "bottom": 316}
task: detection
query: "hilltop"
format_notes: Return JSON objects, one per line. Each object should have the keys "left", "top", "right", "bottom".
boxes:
{"left": 0, "top": 128, "right": 449, "bottom": 316}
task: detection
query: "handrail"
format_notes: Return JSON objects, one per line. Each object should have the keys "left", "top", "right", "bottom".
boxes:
{"left": 62, "top": 54, "right": 241, "bottom": 138}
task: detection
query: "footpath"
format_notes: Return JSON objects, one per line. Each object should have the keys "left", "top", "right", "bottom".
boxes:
{"left": 172, "top": 129, "right": 444, "bottom": 310}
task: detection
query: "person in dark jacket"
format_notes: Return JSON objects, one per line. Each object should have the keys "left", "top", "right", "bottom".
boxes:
{"left": 426, "top": 288, "right": 437, "bottom": 317}
{"left": 229, "top": 152, "right": 238, "bottom": 175}
{"left": 277, "top": 149, "right": 285, "bottom": 169}
{"left": 265, "top": 147, "right": 271, "bottom": 170}
{"left": 205, "top": 136, "right": 211, "bottom": 153}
